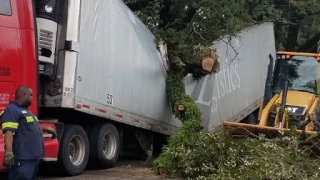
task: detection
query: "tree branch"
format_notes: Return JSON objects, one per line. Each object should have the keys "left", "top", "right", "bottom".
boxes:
{"left": 192, "top": 24, "right": 208, "bottom": 41}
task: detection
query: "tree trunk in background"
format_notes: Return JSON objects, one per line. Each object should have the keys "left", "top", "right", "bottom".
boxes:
{"left": 285, "top": 22, "right": 300, "bottom": 51}
{"left": 297, "top": 33, "right": 320, "bottom": 53}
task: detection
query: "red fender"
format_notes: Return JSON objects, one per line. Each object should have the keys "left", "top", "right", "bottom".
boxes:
{"left": 0, "top": 122, "right": 59, "bottom": 171}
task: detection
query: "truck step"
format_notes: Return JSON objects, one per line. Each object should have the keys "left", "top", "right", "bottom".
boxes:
{"left": 42, "top": 158, "right": 58, "bottom": 162}
{"left": 43, "top": 134, "right": 53, "bottom": 138}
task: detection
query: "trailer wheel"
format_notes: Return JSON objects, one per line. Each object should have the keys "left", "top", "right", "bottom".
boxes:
{"left": 89, "top": 123, "right": 120, "bottom": 168}
{"left": 58, "top": 124, "right": 89, "bottom": 176}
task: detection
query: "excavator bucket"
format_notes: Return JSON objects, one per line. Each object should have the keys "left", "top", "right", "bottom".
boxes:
{"left": 223, "top": 121, "right": 317, "bottom": 138}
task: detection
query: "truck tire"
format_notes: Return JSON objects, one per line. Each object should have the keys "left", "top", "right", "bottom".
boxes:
{"left": 58, "top": 124, "right": 89, "bottom": 176}
{"left": 89, "top": 123, "right": 120, "bottom": 169}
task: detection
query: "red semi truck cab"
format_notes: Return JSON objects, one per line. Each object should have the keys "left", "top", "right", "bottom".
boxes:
{"left": 0, "top": 0, "right": 59, "bottom": 171}
{"left": 0, "top": 0, "right": 38, "bottom": 114}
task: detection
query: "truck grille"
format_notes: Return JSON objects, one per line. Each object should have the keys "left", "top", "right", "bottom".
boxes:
{"left": 38, "top": 29, "right": 53, "bottom": 56}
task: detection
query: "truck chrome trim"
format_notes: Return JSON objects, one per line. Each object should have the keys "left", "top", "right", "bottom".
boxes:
{"left": 61, "top": 0, "right": 81, "bottom": 108}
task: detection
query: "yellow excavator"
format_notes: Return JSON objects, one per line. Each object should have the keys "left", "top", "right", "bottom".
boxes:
{"left": 223, "top": 51, "right": 320, "bottom": 137}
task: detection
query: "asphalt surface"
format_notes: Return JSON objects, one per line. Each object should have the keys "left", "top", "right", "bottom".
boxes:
{"left": 0, "top": 157, "right": 182, "bottom": 180}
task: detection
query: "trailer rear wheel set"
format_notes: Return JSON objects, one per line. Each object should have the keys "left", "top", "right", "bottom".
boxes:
{"left": 88, "top": 123, "right": 120, "bottom": 168}
{"left": 57, "top": 123, "right": 120, "bottom": 176}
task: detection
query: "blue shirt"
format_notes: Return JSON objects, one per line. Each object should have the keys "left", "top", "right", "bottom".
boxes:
{"left": 0, "top": 101, "right": 44, "bottom": 160}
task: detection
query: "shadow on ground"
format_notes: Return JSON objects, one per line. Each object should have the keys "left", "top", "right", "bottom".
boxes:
{"left": 0, "top": 156, "right": 181, "bottom": 180}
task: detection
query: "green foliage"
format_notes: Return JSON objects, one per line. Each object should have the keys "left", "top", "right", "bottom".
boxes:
{"left": 126, "top": 0, "right": 320, "bottom": 57}
{"left": 165, "top": 71, "right": 202, "bottom": 123}
{"left": 154, "top": 128, "right": 320, "bottom": 180}
{"left": 165, "top": 72, "right": 186, "bottom": 108}
{"left": 174, "top": 97, "right": 201, "bottom": 122}
{"left": 155, "top": 0, "right": 259, "bottom": 64}
{"left": 154, "top": 70, "right": 204, "bottom": 177}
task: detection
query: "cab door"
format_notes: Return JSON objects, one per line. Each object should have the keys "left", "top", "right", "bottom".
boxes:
{"left": 0, "top": 0, "right": 20, "bottom": 112}
{"left": 0, "top": 0, "right": 38, "bottom": 115}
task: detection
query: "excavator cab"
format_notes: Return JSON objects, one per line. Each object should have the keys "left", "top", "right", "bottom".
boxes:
{"left": 224, "top": 51, "right": 320, "bottom": 137}
{"left": 272, "top": 52, "right": 320, "bottom": 97}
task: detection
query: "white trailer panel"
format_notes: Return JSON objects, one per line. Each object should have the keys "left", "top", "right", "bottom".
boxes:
{"left": 72, "top": 0, "right": 180, "bottom": 135}
{"left": 60, "top": 0, "right": 276, "bottom": 135}
{"left": 184, "top": 22, "right": 276, "bottom": 132}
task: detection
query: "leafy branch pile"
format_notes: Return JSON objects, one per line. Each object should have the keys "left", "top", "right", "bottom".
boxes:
{"left": 154, "top": 127, "right": 320, "bottom": 180}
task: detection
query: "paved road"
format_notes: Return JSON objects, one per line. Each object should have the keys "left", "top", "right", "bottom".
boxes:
{"left": 0, "top": 157, "right": 182, "bottom": 180}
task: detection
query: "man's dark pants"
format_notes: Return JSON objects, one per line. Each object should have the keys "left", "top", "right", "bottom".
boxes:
{"left": 8, "top": 160, "right": 39, "bottom": 180}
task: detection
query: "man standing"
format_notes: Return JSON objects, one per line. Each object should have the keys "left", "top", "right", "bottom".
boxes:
{"left": 0, "top": 86, "right": 56, "bottom": 180}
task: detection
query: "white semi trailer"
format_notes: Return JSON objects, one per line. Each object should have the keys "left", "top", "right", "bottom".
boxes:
{"left": 0, "top": 0, "right": 276, "bottom": 176}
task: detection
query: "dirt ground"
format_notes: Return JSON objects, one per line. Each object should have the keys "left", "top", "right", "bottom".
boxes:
{"left": 0, "top": 157, "right": 182, "bottom": 180}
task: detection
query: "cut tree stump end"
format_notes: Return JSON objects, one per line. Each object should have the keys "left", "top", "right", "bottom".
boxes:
{"left": 177, "top": 104, "right": 185, "bottom": 111}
